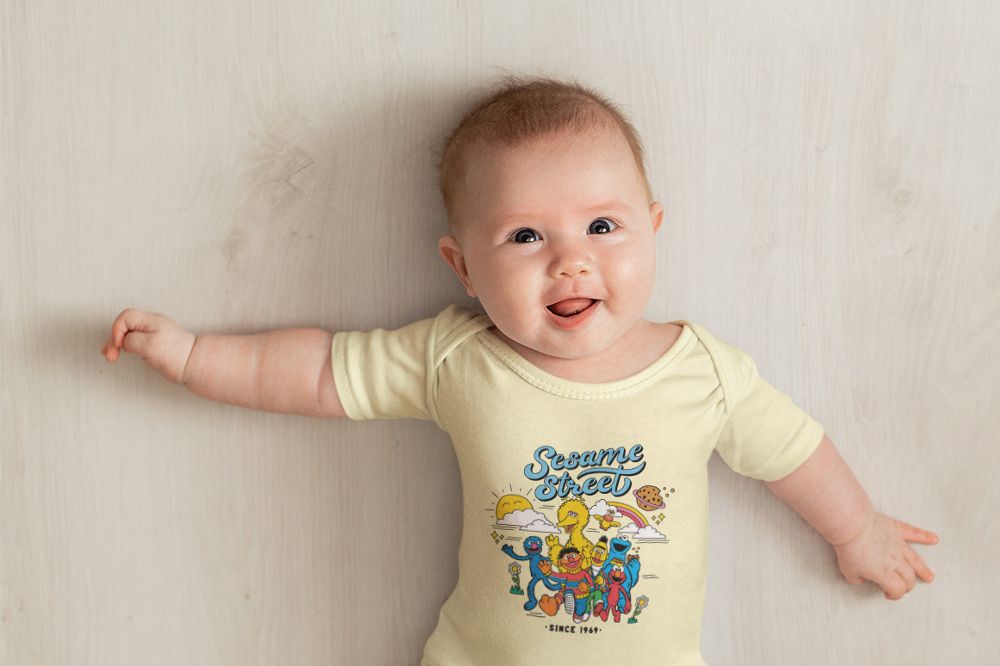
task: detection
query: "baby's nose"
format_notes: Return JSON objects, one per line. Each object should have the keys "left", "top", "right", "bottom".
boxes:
{"left": 554, "top": 256, "right": 592, "bottom": 278}
{"left": 548, "top": 242, "right": 592, "bottom": 275}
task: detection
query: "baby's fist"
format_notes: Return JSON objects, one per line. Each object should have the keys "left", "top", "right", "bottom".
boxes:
{"left": 100, "top": 308, "right": 196, "bottom": 384}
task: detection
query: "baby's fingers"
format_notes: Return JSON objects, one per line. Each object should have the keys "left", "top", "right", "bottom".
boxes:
{"left": 101, "top": 336, "right": 120, "bottom": 362}
{"left": 111, "top": 308, "right": 154, "bottom": 348}
{"left": 881, "top": 570, "right": 910, "bottom": 601}
{"left": 898, "top": 563, "right": 916, "bottom": 594}
{"left": 895, "top": 518, "right": 939, "bottom": 545}
{"left": 905, "top": 547, "right": 935, "bottom": 583}
{"left": 103, "top": 308, "right": 156, "bottom": 358}
{"left": 112, "top": 309, "right": 153, "bottom": 346}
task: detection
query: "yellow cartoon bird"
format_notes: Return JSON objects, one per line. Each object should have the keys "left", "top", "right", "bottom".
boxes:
{"left": 545, "top": 498, "right": 596, "bottom": 570}
{"left": 592, "top": 510, "right": 622, "bottom": 531}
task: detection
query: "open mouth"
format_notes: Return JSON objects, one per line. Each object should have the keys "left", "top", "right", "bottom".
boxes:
{"left": 546, "top": 299, "right": 599, "bottom": 318}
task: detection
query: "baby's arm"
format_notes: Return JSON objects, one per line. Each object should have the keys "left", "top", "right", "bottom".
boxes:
{"left": 100, "top": 308, "right": 346, "bottom": 419}
{"left": 765, "top": 433, "right": 939, "bottom": 600}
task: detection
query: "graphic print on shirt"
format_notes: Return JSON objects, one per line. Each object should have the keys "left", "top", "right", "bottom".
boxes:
{"left": 492, "top": 443, "right": 674, "bottom": 629}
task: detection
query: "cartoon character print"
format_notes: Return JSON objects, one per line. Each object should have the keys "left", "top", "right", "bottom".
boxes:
{"left": 500, "top": 536, "right": 562, "bottom": 611}
{"left": 492, "top": 443, "right": 670, "bottom": 628}
{"left": 546, "top": 546, "right": 595, "bottom": 623}
{"left": 586, "top": 536, "right": 610, "bottom": 612}
{"left": 592, "top": 537, "right": 641, "bottom": 623}
{"left": 545, "top": 498, "right": 595, "bottom": 570}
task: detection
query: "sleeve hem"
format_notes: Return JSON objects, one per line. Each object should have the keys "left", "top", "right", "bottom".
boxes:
{"left": 424, "top": 314, "right": 442, "bottom": 427}
{"left": 331, "top": 331, "right": 366, "bottom": 421}
{"left": 746, "top": 419, "right": 825, "bottom": 482}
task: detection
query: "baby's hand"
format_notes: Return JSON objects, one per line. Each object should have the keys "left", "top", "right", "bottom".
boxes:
{"left": 833, "top": 511, "right": 938, "bottom": 601}
{"left": 100, "top": 308, "right": 196, "bottom": 384}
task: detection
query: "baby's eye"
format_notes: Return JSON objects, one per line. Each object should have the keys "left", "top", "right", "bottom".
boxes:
{"left": 508, "top": 218, "right": 617, "bottom": 244}
{"left": 510, "top": 228, "right": 540, "bottom": 244}
{"left": 588, "top": 217, "right": 618, "bottom": 234}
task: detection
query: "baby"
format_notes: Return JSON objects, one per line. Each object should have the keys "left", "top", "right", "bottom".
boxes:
{"left": 100, "top": 75, "right": 938, "bottom": 665}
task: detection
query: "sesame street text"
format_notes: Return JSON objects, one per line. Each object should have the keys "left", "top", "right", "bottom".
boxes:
{"left": 523, "top": 444, "right": 646, "bottom": 501}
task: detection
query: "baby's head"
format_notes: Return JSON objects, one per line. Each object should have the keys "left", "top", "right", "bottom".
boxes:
{"left": 436, "top": 75, "right": 664, "bottom": 362}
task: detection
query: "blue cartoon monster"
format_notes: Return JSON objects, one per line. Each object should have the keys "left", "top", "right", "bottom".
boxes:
{"left": 501, "top": 536, "right": 562, "bottom": 611}
{"left": 593, "top": 536, "right": 641, "bottom": 621}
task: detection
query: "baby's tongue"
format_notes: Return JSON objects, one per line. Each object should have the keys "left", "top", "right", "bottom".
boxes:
{"left": 550, "top": 298, "right": 593, "bottom": 317}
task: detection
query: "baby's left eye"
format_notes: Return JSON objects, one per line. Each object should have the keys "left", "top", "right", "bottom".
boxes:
{"left": 589, "top": 217, "right": 618, "bottom": 234}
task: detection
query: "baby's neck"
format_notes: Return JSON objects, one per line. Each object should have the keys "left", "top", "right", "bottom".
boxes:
{"left": 490, "top": 319, "right": 683, "bottom": 383}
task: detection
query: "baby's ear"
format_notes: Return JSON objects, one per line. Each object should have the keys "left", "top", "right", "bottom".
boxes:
{"left": 649, "top": 201, "right": 665, "bottom": 233}
{"left": 437, "top": 235, "right": 476, "bottom": 297}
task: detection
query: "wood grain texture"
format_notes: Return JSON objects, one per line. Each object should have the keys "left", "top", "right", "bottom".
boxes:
{"left": 3, "top": 1, "right": 996, "bottom": 664}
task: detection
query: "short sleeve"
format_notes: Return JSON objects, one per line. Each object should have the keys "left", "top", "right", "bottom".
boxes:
{"left": 711, "top": 337, "right": 824, "bottom": 482}
{"left": 331, "top": 313, "right": 440, "bottom": 422}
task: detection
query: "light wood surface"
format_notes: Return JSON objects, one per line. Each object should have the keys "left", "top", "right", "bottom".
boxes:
{"left": 3, "top": 1, "right": 996, "bottom": 664}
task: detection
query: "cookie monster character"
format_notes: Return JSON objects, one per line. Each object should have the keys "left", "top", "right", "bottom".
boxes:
{"left": 501, "top": 536, "right": 562, "bottom": 611}
{"left": 593, "top": 536, "right": 640, "bottom": 621}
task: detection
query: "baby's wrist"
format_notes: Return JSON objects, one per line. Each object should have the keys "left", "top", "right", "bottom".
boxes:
{"left": 829, "top": 506, "right": 876, "bottom": 547}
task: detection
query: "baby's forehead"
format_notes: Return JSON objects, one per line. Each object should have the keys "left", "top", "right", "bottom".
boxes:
{"left": 449, "top": 123, "right": 644, "bottom": 231}
{"left": 470, "top": 122, "right": 626, "bottom": 162}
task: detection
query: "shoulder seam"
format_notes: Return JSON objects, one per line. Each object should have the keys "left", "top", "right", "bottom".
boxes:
{"left": 684, "top": 321, "right": 739, "bottom": 417}
{"left": 426, "top": 305, "right": 491, "bottom": 426}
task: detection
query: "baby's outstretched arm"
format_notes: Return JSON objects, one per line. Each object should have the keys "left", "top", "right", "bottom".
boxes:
{"left": 765, "top": 434, "right": 939, "bottom": 601}
{"left": 100, "top": 308, "right": 346, "bottom": 419}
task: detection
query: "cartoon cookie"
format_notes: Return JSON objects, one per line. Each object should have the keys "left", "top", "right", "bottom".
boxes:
{"left": 633, "top": 484, "right": 665, "bottom": 510}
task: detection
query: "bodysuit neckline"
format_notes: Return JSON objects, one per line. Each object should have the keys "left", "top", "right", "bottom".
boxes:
{"left": 476, "top": 318, "right": 696, "bottom": 400}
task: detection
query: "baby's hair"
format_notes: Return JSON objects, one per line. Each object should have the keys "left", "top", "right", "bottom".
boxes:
{"left": 436, "top": 73, "right": 654, "bottom": 234}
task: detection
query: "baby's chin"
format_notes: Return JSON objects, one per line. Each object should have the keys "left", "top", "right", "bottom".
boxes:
{"left": 497, "top": 323, "right": 623, "bottom": 359}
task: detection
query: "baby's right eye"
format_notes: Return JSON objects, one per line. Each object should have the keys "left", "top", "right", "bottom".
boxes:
{"left": 510, "top": 228, "right": 540, "bottom": 244}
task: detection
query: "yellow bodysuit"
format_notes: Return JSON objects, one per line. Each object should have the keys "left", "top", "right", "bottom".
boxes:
{"left": 331, "top": 304, "right": 824, "bottom": 666}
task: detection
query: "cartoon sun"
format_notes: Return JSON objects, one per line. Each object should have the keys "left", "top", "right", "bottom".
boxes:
{"left": 495, "top": 494, "right": 533, "bottom": 521}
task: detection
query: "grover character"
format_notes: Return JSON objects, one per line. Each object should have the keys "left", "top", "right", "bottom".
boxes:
{"left": 501, "top": 536, "right": 562, "bottom": 611}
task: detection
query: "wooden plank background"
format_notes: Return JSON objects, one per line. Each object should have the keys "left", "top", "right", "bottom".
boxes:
{"left": 3, "top": 1, "right": 996, "bottom": 663}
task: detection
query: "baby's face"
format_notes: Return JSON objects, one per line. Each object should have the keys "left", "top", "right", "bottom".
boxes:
{"left": 438, "top": 125, "right": 663, "bottom": 362}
